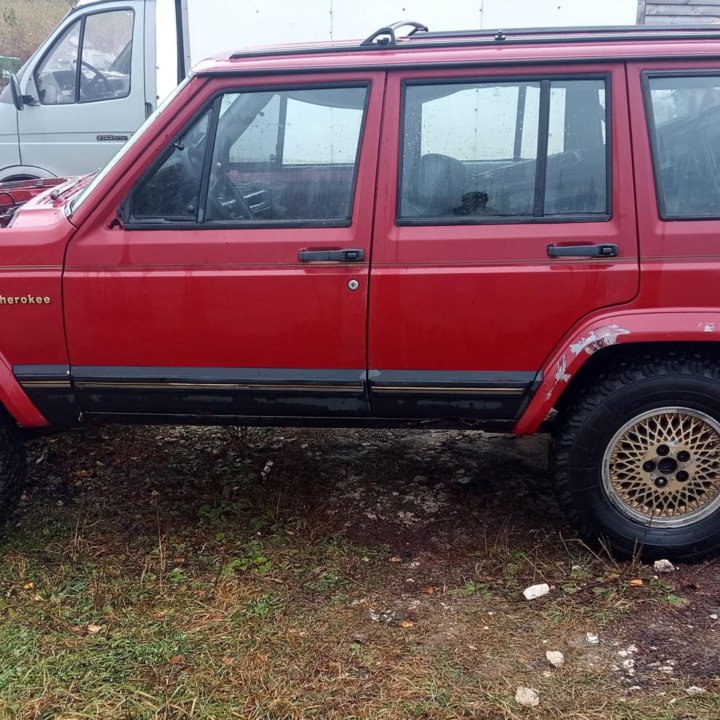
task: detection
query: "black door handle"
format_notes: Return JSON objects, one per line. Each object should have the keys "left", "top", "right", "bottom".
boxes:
{"left": 547, "top": 243, "right": 618, "bottom": 258}
{"left": 298, "top": 248, "right": 365, "bottom": 262}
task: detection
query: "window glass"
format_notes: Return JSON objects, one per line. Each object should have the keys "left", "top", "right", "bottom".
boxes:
{"left": 35, "top": 20, "right": 81, "bottom": 105}
{"left": 399, "top": 77, "right": 608, "bottom": 221}
{"left": 80, "top": 10, "right": 134, "bottom": 103}
{"left": 228, "top": 94, "right": 281, "bottom": 163}
{"left": 647, "top": 75, "right": 720, "bottom": 218}
{"left": 206, "top": 86, "right": 367, "bottom": 223}
{"left": 544, "top": 79, "right": 607, "bottom": 215}
{"left": 131, "top": 108, "right": 211, "bottom": 221}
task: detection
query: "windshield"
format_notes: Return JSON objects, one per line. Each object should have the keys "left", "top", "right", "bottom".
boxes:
{"left": 69, "top": 76, "right": 191, "bottom": 213}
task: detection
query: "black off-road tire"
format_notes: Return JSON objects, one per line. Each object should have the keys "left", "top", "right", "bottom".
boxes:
{"left": 551, "top": 350, "right": 720, "bottom": 561}
{"left": 0, "top": 412, "right": 25, "bottom": 524}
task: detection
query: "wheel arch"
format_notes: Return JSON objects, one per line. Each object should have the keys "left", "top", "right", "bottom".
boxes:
{"left": 0, "top": 165, "right": 55, "bottom": 183}
{"left": 515, "top": 310, "right": 720, "bottom": 434}
{"left": 0, "top": 351, "right": 48, "bottom": 428}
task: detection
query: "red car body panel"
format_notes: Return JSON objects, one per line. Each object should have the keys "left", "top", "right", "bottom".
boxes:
{"left": 1, "top": 36, "right": 720, "bottom": 431}
{"left": 63, "top": 73, "right": 384, "bottom": 377}
{"left": 368, "top": 63, "right": 638, "bottom": 376}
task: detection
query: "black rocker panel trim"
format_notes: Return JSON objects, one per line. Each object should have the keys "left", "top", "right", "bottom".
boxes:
{"left": 368, "top": 369, "right": 538, "bottom": 419}
{"left": 14, "top": 366, "right": 541, "bottom": 424}
{"left": 71, "top": 366, "right": 370, "bottom": 418}
{"left": 14, "top": 364, "right": 80, "bottom": 425}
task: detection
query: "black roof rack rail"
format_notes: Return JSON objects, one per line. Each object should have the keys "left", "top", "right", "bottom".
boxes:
{"left": 362, "top": 21, "right": 428, "bottom": 46}
{"left": 414, "top": 24, "right": 720, "bottom": 41}
{"left": 228, "top": 22, "right": 720, "bottom": 61}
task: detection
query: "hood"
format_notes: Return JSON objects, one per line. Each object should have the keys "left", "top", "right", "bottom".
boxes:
{"left": 0, "top": 175, "right": 95, "bottom": 227}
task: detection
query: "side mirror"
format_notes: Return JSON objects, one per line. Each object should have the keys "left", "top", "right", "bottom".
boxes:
{"left": 9, "top": 74, "right": 23, "bottom": 111}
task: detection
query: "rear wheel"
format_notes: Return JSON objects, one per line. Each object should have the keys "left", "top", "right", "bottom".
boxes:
{"left": 551, "top": 351, "right": 720, "bottom": 560}
{"left": 0, "top": 412, "right": 25, "bottom": 523}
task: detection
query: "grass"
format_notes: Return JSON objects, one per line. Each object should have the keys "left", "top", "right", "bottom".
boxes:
{"left": 0, "top": 425, "right": 717, "bottom": 718}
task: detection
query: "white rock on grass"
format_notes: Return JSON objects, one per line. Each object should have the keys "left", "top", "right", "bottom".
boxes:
{"left": 523, "top": 583, "right": 550, "bottom": 600}
{"left": 515, "top": 687, "right": 540, "bottom": 708}
{"left": 654, "top": 559, "right": 676, "bottom": 573}
{"left": 586, "top": 632, "right": 600, "bottom": 645}
{"left": 546, "top": 650, "right": 564, "bottom": 668}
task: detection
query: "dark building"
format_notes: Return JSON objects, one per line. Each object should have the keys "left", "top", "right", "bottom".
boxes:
{"left": 638, "top": 0, "right": 720, "bottom": 24}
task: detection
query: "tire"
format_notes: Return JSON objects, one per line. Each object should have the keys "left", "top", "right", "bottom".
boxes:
{"left": 551, "top": 350, "right": 720, "bottom": 561}
{"left": 0, "top": 411, "right": 25, "bottom": 523}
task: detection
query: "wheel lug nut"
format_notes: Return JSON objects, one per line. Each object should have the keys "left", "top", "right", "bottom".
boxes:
{"left": 678, "top": 451, "right": 691, "bottom": 463}
{"left": 643, "top": 460, "right": 656, "bottom": 472}
{"left": 657, "top": 445, "right": 670, "bottom": 457}
{"left": 677, "top": 470, "right": 690, "bottom": 482}
{"left": 655, "top": 476, "right": 669, "bottom": 488}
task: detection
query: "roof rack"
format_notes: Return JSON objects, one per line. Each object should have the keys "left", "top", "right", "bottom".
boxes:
{"left": 417, "top": 23, "right": 720, "bottom": 42}
{"left": 229, "top": 22, "right": 720, "bottom": 61}
{"left": 361, "top": 21, "right": 428, "bottom": 46}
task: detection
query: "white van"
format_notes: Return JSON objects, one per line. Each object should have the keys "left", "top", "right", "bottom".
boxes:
{"left": 0, "top": 0, "right": 638, "bottom": 181}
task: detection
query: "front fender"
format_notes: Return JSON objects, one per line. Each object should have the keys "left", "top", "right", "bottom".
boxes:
{"left": 0, "top": 351, "right": 48, "bottom": 428}
{"left": 514, "top": 309, "right": 720, "bottom": 435}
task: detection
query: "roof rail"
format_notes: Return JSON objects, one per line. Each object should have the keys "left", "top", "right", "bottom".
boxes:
{"left": 413, "top": 24, "right": 720, "bottom": 42}
{"left": 362, "top": 21, "right": 428, "bottom": 47}
{"left": 228, "top": 23, "right": 720, "bottom": 62}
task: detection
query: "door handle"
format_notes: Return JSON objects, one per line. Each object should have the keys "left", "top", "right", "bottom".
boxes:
{"left": 546, "top": 243, "right": 618, "bottom": 258}
{"left": 298, "top": 248, "right": 365, "bottom": 262}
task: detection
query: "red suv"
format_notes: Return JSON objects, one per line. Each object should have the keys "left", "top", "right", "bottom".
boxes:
{"left": 2, "top": 23, "right": 720, "bottom": 560}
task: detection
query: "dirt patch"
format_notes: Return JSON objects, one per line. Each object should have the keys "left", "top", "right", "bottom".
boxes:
{"left": 0, "top": 425, "right": 717, "bottom": 719}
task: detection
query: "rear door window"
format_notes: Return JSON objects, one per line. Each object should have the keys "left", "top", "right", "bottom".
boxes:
{"left": 399, "top": 77, "right": 609, "bottom": 222}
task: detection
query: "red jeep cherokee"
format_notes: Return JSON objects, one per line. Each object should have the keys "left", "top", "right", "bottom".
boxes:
{"left": 2, "top": 23, "right": 720, "bottom": 560}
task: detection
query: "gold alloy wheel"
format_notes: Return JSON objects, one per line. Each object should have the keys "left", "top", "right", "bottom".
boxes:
{"left": 602, "top": 407, "right": 720, "bottom": 527}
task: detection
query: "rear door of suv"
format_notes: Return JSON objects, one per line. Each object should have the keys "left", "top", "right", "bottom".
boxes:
{"left": 368, "top": 63, "right": 638, "bottom": 420}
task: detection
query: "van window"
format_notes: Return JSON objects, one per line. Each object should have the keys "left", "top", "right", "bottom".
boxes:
{"left": 646, "top": 74, "right": 720, "bottom": 219}
{"left": 80, "top": 11, "right": 134, "bottom": 103}
{"left": 35, "top": 10, "right": 134, "bottom": 106}
{"left": 399, "top": 77, "right": 608, "bottom": 222}
{"left": 129, "top": 85, "right": 368, "bottom": 227}
{"left": 35, "top": 20, "right": 81, "bottom": 105}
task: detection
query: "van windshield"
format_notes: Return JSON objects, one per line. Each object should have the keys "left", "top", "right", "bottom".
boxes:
{"left": 69, "top": 77, "right": 190, "bottom": 214}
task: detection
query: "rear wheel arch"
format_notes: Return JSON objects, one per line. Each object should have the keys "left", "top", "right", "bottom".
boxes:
{"left": 552, "top": 341, "right": 720, "bottom": 421}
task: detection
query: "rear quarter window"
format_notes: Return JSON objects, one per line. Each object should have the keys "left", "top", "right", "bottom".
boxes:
{"left": 645, "top": 73, "right": 720, "bottom": 219}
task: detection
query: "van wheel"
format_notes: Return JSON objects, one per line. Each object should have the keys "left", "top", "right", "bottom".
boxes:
{"left": 551, "top": 351, "right": 720, "bottom": 561}
{"left": 0, "top": 413, "right": 25, "bottom": 523}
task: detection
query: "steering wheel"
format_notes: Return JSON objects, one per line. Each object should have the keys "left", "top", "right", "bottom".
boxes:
{"left": 78, "top": 60, "right": 111, "bottom": 98}
{"left": 208, "top": 171, "right": 254, "bottom": 221}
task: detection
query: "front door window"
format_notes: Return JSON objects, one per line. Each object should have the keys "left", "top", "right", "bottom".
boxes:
{"left": 129, "top": 85, "right": 368, "bottom": 227}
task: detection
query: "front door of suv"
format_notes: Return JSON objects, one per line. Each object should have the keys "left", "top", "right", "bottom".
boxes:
{"left": 62, "top": 73, "right": 383, "bottom": 419}
{"left": 368, "top": 65, "right": 638, "bottom": 421}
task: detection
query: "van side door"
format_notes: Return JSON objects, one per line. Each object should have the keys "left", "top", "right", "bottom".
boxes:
{"left": 17, "top": 0, "right": 148, "bottom": 177}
